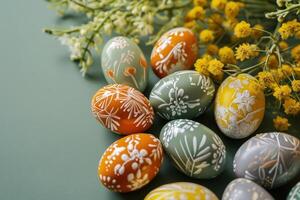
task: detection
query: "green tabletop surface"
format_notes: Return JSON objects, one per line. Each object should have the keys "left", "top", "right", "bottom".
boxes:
{"left": 1, "top": 1, "right": 299, "bottom": 200}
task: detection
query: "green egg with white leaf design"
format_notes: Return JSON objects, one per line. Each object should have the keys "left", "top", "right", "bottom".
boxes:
{"left": 101, "top": 36, "right": 148, "bottom": 92}
{"left": 160, "top": 119, "right": 226, "bottom": 179}
{"left": 149, "top": 70, "right": 215, "bottom": 120}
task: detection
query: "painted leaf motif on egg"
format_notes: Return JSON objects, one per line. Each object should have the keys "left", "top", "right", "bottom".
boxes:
{"left": 233, "top": 132, "right": 300, "bottom": 189}
{"left": 222, "top": 178, "right": 274, "bottom": 200}
{"left": 145, "top": 182, "right": 218, "bottom": 200}
{"left": 160, "top": 119, "right": 226, "bottom": 179}
{"left": 150, "top": 70, "right": 215, "bottom": 120}
{"left": 287, "top": 182, "right": 300, "bottom": 200}
{"left": 101, "top": 36, "right": 148, "bottom": 91}
{"left": 151, "top": 27, "right": 198, "bottom": 78}
{"left": 98, "top": 133, "right": 163, "bottom": 193}
{"left": 91, "top": 84, "right": 154, "bottom": 135}
{"left": 215, "top": 73, "right": 265, "bottom": 139}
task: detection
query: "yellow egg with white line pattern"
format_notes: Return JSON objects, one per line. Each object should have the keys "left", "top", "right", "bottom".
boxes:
{"left": 144, "top": 182, "right": 218, "bottom": 200}
{"left": 214, "top": 74, "right": 265, "bottom": 139}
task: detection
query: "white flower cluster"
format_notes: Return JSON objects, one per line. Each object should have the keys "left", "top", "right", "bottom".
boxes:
{"left": 45, "top": 0, "right": 191, "bottom": 75}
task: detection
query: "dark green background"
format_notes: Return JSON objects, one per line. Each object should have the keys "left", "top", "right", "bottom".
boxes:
{"left": 0, "top": 1, "right": 299, "bottom": 199}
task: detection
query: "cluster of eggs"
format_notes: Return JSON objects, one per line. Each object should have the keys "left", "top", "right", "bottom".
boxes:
{"left": 90, "top": 27, "right": 300, "bottom": 198}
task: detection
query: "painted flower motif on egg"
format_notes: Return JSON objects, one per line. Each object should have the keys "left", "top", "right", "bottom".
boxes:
{"left": 160, "top": 119, "right": 226, "bottom": 179}
{"left": 145, "top": 182, "right": 218, "bottom": 200}
{"left": 222, "top": 178, "right": 274, "bottom": 200}
{"left": 98, "top": 133, "right": 163, "bottom": 192}
{"left": 150, "top": 70, "right": 215, "bottom": 120}
{"left": 101, "top": 36, "right": 148, "bottom": 91}
{"left": 151, "top": 27, "right": 198, "bottom": 78}
{"left": 91, "top": 84, "right": 154, "bottom": 135}
{"left": 215, "top": 73, "right": 265, "bottom": 139}
{"left": 233, "top": 132, "right": 300, "bottom": 189}
{"left": 287, "top": 182, "right": 300, "bottom": 200}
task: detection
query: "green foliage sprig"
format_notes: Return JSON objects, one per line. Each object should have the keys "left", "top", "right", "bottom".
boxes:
{"left": 44, "top": 0, "right": 192, "bottom": 75}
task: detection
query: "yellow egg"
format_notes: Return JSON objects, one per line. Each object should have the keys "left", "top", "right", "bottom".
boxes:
{"left": 144, "top": 182, "right": 218, "bottom": 200}
{"left": 214, "top": 74, "right": 265, "bottom": 139}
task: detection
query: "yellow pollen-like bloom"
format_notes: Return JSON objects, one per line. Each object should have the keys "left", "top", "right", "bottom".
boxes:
{"left": 251, "top": 24, "right": 264, "bottom": 39}
{"left": 218, "top": 46, "right": 236, "bottom": 64}
{"left": 260, "top": 55, "right": 279, "bottom": 69}
{"left": 234, "top": 21, "right": 252, "bottom": 38}
{"left": 184, "top": 20, "right": 197, "bottom": 29}
{"left": 186, "top": 6, "right": 205, "bottom": 21}
{"left": 278, "top": 19, "right": 300, "bottom": 40}
{"left": 199, "top": 29, "right": 215, "bottom": 43}
{"left": 291, "top": 44, "right": 300, "bottom": 62}
{"left": 207, "top": 59, "right": 224, "bottom": 81}
{"left": 283, "top": 97, "right": 300, "bottom": 115}
{"left": 257, "top": 71, "right": 276, "bottom": 89}
{"left": 278, "top": 41, "right": 288, "bottom": 50}
{"left": 273, "top": 85, "right": 291, "bottom": 101}
{"left": 206, "top": 44, "right": 219, "bottom": 55}
{"left": 281, "top": 64, "right": 293, "bottom": 77}
{"left": 225, "top": 1, "right": 242, "bottom": 19}
{"left": 193, "top": 0, "right": 207, "bottom": 7}
{"left": 273, "top": 116, "right": 290, "bottom": 131}
{"left": 211, "top": 0, "right": 227, "bottom": 10}
{"left": 235, "top": 43, "right": 258, "bottom": 61}
{"left": 194, "top": 56, "right": 211, "bottom": 76}
{"left": 292, "top": 80, "right": 300, "bottom": 92}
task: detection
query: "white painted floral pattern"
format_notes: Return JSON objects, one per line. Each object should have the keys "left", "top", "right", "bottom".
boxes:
{"left": 150, "top": 71, "right": 215, "bottom": 120}
{"left": 234, "top": 132, "right": 300, "bottom": 189}
{"left": 102, "top": 37, "right": 147, "bottom": 91}
{"left": 99, "top": 134, "right": 163, "bottom": 192}
{"left": 215, "top": 74, "right": 265, "bottom": 139}
{"left": 92, "top": 84, "right": 154, "bottom": 134}
{"left": 160, "top": 120, "right": 226, "bottom": 178}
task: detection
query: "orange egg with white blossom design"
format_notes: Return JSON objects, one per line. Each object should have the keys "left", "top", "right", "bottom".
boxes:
{"left": 151, "top": 27, "right": 198, "bottom": 78}
{"left": 98, "top": 133, "right": 163, "bottom": 192}
{"left": 91, "top": 84, "right": 154, "bottom": 135}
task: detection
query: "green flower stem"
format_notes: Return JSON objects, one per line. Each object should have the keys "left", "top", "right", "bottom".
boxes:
{"left": 266, "top": 3, "right": 300, "bottom": 20}
{"left": 69, "top": 0, "right": 94, "bottom": 11}
{"left": 44, "top": 27, "right": 80, "bottom": 35}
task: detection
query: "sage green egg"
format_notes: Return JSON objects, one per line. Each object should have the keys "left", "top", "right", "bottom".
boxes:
{"left": 287, "top": 182, "right": 300, "bottom": 200}
{"left": 160, "top": 119, "right": 226, "bottom": 179}
{"left": 149, "top": 70, "right": 215, "bottom": 120}
{"left": 101, "top": 36, "right": 148, "bottom": 92}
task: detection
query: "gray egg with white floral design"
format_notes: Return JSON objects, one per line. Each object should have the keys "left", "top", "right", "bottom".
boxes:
{"left": 101, "top": 36, "right": 148, "bottom": 92}
{"left": 233, "top": 132, "right": 300, "bottom": 189}
{"left": 287, "top": 182, "right": 300, "bottom": 200}
{"left": 149, "top": 70, "right": 215, "bottom": 120}
{"left": 222, "top": 178, "right": 274, "bottom": 200}
{"left": 160, "top": 119, "right": 226, "bottom": 179}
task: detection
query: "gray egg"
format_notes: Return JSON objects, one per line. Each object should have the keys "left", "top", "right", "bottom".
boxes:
{"left": 233, "top": 132, "right": 300, "bottom": 189}
{"left": 222, "top": 178, "right": 274, "bottom": 200}
{"left": 160, "top": 119, "right": 226, "bottom": 179}
{"left": 287, "top": 182, "right": 300, "bottom": 200}
{"left": 101, "top": 36, "right": 148, "bottom": 91}
{"left": 149, "top": 70, "right": 215, "bottom": 120}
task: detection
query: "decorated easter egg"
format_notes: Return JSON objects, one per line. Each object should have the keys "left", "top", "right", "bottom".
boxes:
{"left": 222, "top": 178, "right": 274, "bottom": 200}
{"left": 160, "top": 119, "right": 226, "bottom": 179}
{"left": 101, "top": 36, "right": 148, "bottom": 91}
{"left": 151, "top": 27, "right": 198, "bottom": 78}
{"left": 287, "top": 182, "right": 300, "bottom": 200}
{"left": 91, "top": 84, "right": 154, "bottom": 135}
{"left": 98, "top": 133, "right": 163, "bottom": 192}
{"left": 214, "top": 73, "right": 265, "bottom": 139}
{"left": 234, "top": 132, "right": 300, "bottom": 189}
{"left": 150, "top": 70, "right": 215, "bottom": 120}
{"left": 145, "top": 182, "right": 218, "bottom": 200}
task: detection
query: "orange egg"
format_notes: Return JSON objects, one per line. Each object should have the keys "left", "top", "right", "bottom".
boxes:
{"left": 151, "top": 27, "right": 198, "bottom": 78}
{"left": 91, "top": 84, "right": 154, "bottom": 135}
{"left": 98, "top": 133, "right": 163, "bottom": 192}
